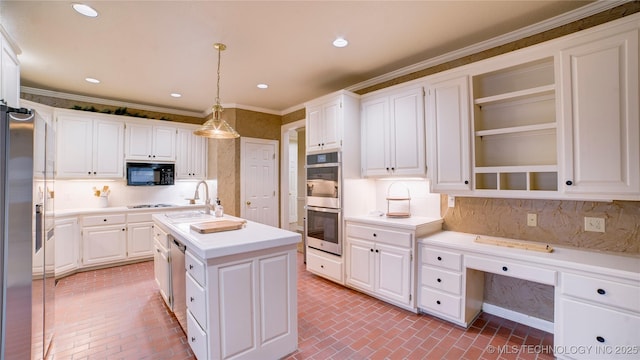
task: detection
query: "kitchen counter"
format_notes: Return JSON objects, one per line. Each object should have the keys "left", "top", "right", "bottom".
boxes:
{"left": 345, "top": 214, "right": 443, "bottom": 233}
{"left": 152, "top": 213, "right": 301, "bottom": 259}
{"left": 55, "top": 204, "right": 207, "bottom": 217}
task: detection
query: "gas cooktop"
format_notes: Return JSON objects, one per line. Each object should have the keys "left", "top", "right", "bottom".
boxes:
{"left": 127, "top": 203, "right": 176, "bottom": 209}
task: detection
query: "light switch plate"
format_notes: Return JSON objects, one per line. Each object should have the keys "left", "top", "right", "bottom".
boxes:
{"left": 584, "top": 217, "right": 605, "bottom": 232}
{"left": 527, "top": 213, "right": 537, "bottom": 227}
{"left": 448, "top": 196, "right": 455, "bottom": 208}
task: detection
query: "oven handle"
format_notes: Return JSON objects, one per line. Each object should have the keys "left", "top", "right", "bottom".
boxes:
{"left": 305, "top": 162, "right": 340, "bottom": 169}
{"left": 306, "top": 205, "right": 341, "bottom": 213}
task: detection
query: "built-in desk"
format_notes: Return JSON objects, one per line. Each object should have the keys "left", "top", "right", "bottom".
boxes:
{"left": 418, "top": 231, "right": 640, "bottom": 360}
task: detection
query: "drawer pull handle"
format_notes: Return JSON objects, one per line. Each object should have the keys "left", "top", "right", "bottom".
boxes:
{"left": 190, "top": 297, "right": 195, "bottom": 302}
{"left": 437, "top": 256, "right": 442, "bottom": 261}
{"left": 596, "top": 336, "right": 605, "bottom": 343}
{"left": 191, "top": 337, "right": 196, "bottom": 342}
{"left": 436, "top": 300, "right": 441, "bottom": 305}
{"left": 502, "top": 266, "right": 508, "bottom": 272}
{"left": 189, "top": 265, "right": 194, "bottom": 270}
{"left": 597, "top": 288, "right": 606, "bottom": 295}
{"left": 437, "top": 278, "right": 442, "bottom": 283}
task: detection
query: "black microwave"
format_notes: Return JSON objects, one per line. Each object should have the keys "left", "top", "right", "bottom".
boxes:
{"left": 126, "top": 162, "right": 174, "bottom": 186}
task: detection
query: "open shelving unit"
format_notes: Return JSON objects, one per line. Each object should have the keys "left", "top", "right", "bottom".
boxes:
{"left": 471, "top": 57, "right": 559, "bottom": 193}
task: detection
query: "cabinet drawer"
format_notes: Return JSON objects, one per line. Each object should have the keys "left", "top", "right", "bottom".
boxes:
{"left": 187, "top": 310, "right": 208, "bottom": 360}
{"left": 422, "top": 247, "right": 462, "bottom": 272}
{"left": 421, "top": 265, "right": 462, "bottom": 295}
{"left": 347, "top": 224, "right": 412, "bottom": 247}
{"left": 127, "top": 212, "right": 153, "bottom": 223}
{"left": 82, "top": 214, "right": 126, "bottom": 226}
{"left": 559, "top": 298, "right": 640, "bottom": 360}
{"left": 562, "top": 273, "right": 640, "bottom": 313}
{"left": 465, "top": 255, "right": 556, "bottom": 285}
{"left": 186, "top": 273, "right": 207, "bottom": 330}
{"left": 307, "top": 250, "right": 343, "bottom": 283}
{"left": 153, "top": 224, "right": 169, "bottom": 248}
{"left": 186, "top": 250, "right": 206, "bottom": 287}
{"left": 420, "top": 287, "right": 461, "bottom": 320}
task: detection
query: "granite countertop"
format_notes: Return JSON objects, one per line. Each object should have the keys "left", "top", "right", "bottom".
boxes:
{"left": 152, "top": 213, "right": 302, "bottom": 260}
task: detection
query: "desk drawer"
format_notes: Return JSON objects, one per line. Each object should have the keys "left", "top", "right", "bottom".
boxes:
{"left": 422, "top": 247, "right": 462, "bottom": 272}
{"left": 82, "top": 214, "right": 126, "bottom": 226}
{"left": 421, "top": 265, "right": 462, "bottom": 295}
{"left": 465, "top": 255, "right": 556, "bottom": 285}
{"left": 347, "top": 224, "right": 412, "bottom": 247}
{"left": 420, "top": 287, "right": 461, "bottom": 319}
{"left": 562, "top": 273, "right": 640, "bottom": 313}
{"left": 559, "top": 298, "right": 640, "bottom": 359}
{"left": 186, "top": 250, "right": 206, "bottom": 287}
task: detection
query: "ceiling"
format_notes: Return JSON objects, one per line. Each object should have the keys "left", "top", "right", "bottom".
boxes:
{"left": 1, "top": 1, "right": 602, "bottom": 116}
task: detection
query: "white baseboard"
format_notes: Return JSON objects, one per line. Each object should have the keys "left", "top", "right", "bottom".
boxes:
{"left": 482, "top": 303, "right": 554, "bottom": 334}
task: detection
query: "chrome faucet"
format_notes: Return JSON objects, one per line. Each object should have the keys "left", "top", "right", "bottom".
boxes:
{"left": 193, "top": 180, "right": 211, "bottom": 214}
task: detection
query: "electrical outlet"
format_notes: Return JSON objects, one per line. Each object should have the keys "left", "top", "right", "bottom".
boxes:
{"left": 527, "top": 213, "right": 537, "bottom": 227}
{"left": 448, "top": 196, "right": 455, "bottom": 208}
{"left": 584, "top": 217, "right": 605, "bottom": 233}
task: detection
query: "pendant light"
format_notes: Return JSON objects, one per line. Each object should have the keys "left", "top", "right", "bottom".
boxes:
{"left": 194, "top": 43, "right": 240, "bottom": 139}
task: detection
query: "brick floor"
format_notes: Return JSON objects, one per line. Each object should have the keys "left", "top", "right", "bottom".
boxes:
{"left": 50, "top": 253, "right": 554, "bottom": 359}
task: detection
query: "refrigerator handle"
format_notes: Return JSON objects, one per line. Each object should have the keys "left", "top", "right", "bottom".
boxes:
{"left": 35, "top": 203, "right": 43, "bottom": 252}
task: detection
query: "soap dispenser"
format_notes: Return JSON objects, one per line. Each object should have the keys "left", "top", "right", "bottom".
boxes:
{"left": 214, "top": 198, "right": 224, "bottom": 217}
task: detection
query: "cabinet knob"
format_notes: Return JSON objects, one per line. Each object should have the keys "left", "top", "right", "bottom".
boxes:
{"left": 87, "top": 171, "right": 91, "bottom": 175}
{"left": 153, "top": 155, "right": 156, "bottom": 158}
{"left": 597, "top": 288, "right": 606, "bottom": 295}
{"left": 386, "top": 167, "right": 390, "bottom": 171}
{"left": 391, "top": 167, "right": 395, "bottom": 171}
{"left": 148, "top": 155, "right": 152, "bottom": 158}
{"left": 190, "top": 297, "right": 195, "bottom": 302}
{"left": 566, "top": 180, "right": 573, "bottom": 186}
{"left": 191, "top": 337, "right": 196, "bottom": 342}
{"left": 375, "top": 249, "right": 379, "bottom": 253}
{"left": 373, "top": 233, "right": 377, "bottom": 237}
{"left": 320, "top": 265, "right": 324, "bottom": 269}
{"left": 464, "top": 180, "right": 469, "bottom": 185}
{"left": 189, "top": 264, "right": 193, "bottom": 270}
{"left": 370, "top": 248, "right": 374, "bottom": 252}
{"left": 103, "top": 219, "right": 107, "bottom": 222}
{"left": 122, "top": 228, "right": 125, "bottom": 231}
{"left": 93, "top": 171, "right": 96, "bottom": 174}
{"left": 437, "top": 256, "right": 442, "bottom": 261}
{"left": 596, "top": 336, "right": 605, "bottom": 343}
{"left": 437, "top": 278, "right": 442, "bottom": 283}
{"left": 436, "top": 300, "right": 441, "bottom": 305}
{"left": 502, "top": 266, "right": 508, "bottom": 272}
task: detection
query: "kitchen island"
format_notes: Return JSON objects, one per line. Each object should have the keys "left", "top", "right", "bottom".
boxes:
{"left": 152, "top": 212, "right": 301, "bottom": 360}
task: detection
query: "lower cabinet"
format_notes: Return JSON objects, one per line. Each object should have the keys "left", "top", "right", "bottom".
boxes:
{"left": 82, "top": 223, "right": 127, "bottom": 266}
{"left": 345, "top": 222, "right": 414, "bottom": 311}
{"left": 306, "top": 246, "right": 344, "bottom": 284}
{"left": 153, "top": 223, "right": 171, "bottom": 309}
{"left": 185, "top": 248, "right": 298, "bottom": 360}
{"left": 127, "top": 212, "right": 155, "bottom": 259}
{"left": 54, "top": 217, "right": 79, "bottom": 277}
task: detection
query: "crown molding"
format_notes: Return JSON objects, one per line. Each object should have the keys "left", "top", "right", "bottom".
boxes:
{"left": 345, "top": 0, "right": 628, "bottom": 93}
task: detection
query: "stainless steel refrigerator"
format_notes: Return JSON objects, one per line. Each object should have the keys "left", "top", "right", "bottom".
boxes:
{"left": 1, "top": 104, "right": 55, "bottom": 360}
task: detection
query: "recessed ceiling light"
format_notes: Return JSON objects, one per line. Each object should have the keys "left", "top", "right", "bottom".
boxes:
{"left": 333, "top": 37, "right": 348, "bottom": 48}
{"left": 72, "top": 3, "right": 98, "bottom": 18}
{"left": 257, "top": 84, "right": 268, "bottom": 89}
{"left": 170, "top": 93, "right": 182, "bottom": 98}
{"left": 85, "top": 77, "right": 100, "bottom": 84}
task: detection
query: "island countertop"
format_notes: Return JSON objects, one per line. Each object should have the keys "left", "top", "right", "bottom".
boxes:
{"left": 152, "top": 212, "right": 302, "bottom": 260}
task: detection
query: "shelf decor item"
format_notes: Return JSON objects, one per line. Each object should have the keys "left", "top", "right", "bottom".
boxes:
{"left": 386, "top": 182, "right": 411, "bottom": 218}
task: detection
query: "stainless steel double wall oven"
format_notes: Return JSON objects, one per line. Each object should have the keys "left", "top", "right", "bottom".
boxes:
{"left": 305, "top": 151, "right": 342, "bottom": 256}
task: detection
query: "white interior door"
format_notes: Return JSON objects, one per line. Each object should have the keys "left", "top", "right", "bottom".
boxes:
{"left": 241, "top": 138, "right": 279, "bottom": 227}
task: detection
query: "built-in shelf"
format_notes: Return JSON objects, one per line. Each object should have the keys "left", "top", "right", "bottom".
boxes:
{"left": 475, "top": 122, "right": 556, "bottom": 137}
{"left": 474, "top": 85, "right": 555, "bottom": 107}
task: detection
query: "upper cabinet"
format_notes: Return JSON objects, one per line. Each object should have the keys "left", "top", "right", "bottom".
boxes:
{"left": 559, "top": 28, "right": 640, "bottom": 199}
{"left": 0, "top": 28, "right": 20, "bottom": 108}
{"left": 361, "top": 84, "right": 426, "bottom": 177}
{"left": 426, "top": 75, "right": 471, "bottom": 192}
{"left": 125, "top": 122, "right": 176, "bottom": 162}
{"left": 305, "top": 90, "right": 360, "bottom": 154}
{"left": 56, "top": 110, "right": 125, "bottom": 179}
{"left": 176, "top": 127, "right": 207, "bottom": 179}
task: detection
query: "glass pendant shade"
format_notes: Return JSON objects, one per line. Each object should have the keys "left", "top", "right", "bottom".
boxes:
{"left": 195, "top": 43, "right": 240, "bottom": 139}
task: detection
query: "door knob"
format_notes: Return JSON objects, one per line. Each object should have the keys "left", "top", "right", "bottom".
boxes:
{"left": 246, "top": 201, "right": 252, "bottom": 206}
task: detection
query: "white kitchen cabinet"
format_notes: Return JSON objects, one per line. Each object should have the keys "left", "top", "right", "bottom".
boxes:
{"left": 56, "top": 111, "right": 124, "bottom": 179}
{"left": 559, "top": 28, "right": 640, "bottom": 200}
{"left": 183, "top": 247, "right": 297, "bottom": 360}
{"left": 361, "top": 84, "right": 426, "bottom": 177}
{"left": 345, "top": 222, "right": 414, "bottom": 310}
{"left": 305, "top": 246, "right": 344, "bottom": 284}
{"left": 127, "top": 221, "right": 154, "bottom": 260}
{"left": 54, "top": 217, "right": 79, "bottom": 278}
{"left": 81, "top": 214, "right": 127, "bottom": 267}
{"left": 0, "top": 29, "right": 20, "bottom": 108}
{"left": 176, "top": 127, "right": 207, "bottom": 179}
{"left": 125, "top": 122, "right": 177, "bottom": 162}
{"left": 426, "top": 75, "right": 472, "bottom": 192}
{"left": 153, "top": 224, "right": 171, "bottom": 309}
{"left": 305, "top": 90, "right": 360, "bottom": 153}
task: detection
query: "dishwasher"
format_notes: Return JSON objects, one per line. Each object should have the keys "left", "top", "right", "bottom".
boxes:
{"left": 170, "top": 237, "right": 187, "bottom": 334}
